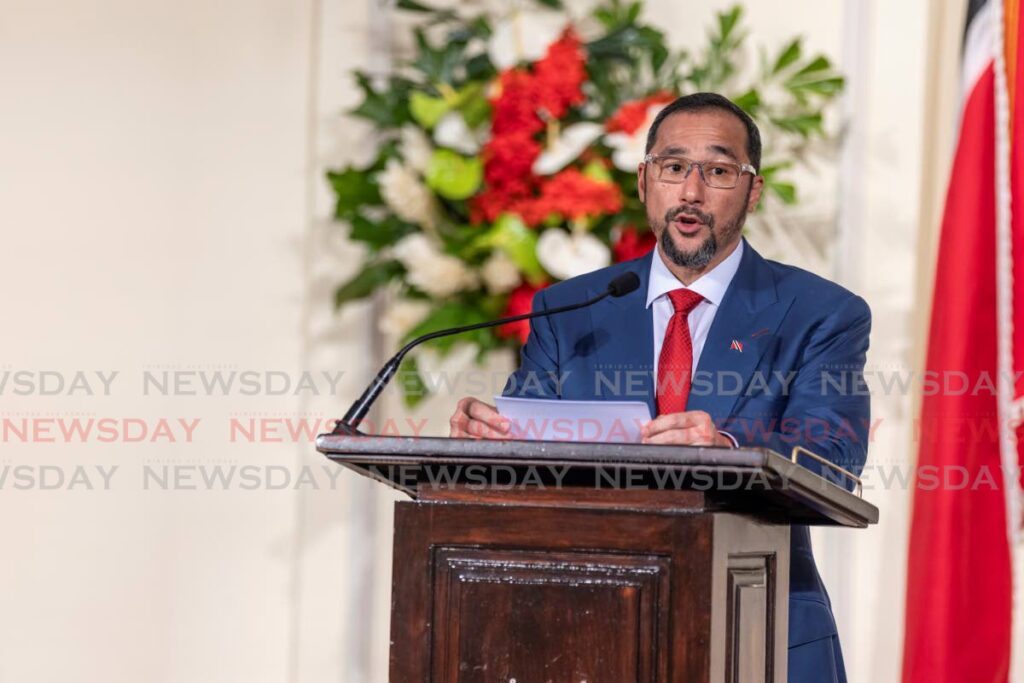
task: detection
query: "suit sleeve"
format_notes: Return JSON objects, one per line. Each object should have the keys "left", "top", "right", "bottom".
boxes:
{"left": 726, "top": 294, "right": 872, "bottom": 491}
{"left": 502, "top": 288, "right": 563, "bottom": 399}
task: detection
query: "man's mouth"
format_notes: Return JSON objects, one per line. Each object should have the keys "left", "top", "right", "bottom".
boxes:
{"left": 672, "top": 215, "right": 705, "bottom": 234}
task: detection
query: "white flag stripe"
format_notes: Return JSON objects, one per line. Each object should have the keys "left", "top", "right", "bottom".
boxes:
{"left": 963, "top": 0, "right": 996, "bottom": 109}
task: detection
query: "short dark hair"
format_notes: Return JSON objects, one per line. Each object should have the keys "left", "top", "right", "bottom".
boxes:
{"left": 644, "top": 92, "right": 761, "bottom": 172}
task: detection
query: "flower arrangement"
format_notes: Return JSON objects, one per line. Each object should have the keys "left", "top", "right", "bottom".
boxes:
{"left": 328, "top": 0, "right": 844, "bottom": 404}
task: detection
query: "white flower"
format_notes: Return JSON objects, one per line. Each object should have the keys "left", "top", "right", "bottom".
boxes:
{"left": 604, "top": 103, "right": 669, "bottom": 171}
{"left": 400, "top": 126, "right": 433, "bottom": 174}
{"left": 536, "top": 229, "right": 610, "bottom": 280}
{"left": 433, "top": 112, "right": 480, "bottom": 155}
{"left": 378, "top": 298, "right": 431, "bottom": 339}
{"left": 488, "top": 8, "right": 567, "bottom": 70}
{"left": 378, "top": 159, "right": 438, "bottom": 230}
{"left": 481, "top": 251, "right": 522, "bottom": 294}
{"left": 392, "top": 233, "right": 478, "bottom": 298}
{"left": 532, "top": 122, "right": 604, "bottom": 176}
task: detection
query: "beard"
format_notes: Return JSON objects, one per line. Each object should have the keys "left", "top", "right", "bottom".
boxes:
{"left": 657, "top": 188, "right": 750, "bottom": 271}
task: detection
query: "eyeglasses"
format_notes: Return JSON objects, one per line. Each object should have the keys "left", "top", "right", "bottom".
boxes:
{"left": 643, "top": 154, "right": 757, "bottom": 189}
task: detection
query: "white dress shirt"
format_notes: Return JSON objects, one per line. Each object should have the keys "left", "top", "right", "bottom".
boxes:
{"left": 647, "top": 239, "right": 744, "bottom": 388}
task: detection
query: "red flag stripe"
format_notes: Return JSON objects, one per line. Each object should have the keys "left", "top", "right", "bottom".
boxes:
{"left": 902, "top": 46, "right": 1013, "bottom": 683}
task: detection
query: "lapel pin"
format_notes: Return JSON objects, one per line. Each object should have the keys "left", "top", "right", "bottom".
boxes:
{"left": 730, "top": 340, "right": 744, "bottom": 352}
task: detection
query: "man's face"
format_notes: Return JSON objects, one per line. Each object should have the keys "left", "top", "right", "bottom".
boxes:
{"left": 637, "top": 109, "right": 763, "bottom": 271}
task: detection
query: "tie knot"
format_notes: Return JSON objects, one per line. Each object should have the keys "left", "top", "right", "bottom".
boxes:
{"left": 667, "top": 288, "right": 704, "bottom": 315}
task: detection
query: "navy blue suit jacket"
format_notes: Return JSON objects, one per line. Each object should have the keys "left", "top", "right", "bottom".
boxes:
{"left": 503, "top": 240, "right": 871, "bottom": 682}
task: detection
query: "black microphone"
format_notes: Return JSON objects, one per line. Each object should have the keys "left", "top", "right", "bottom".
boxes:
{"left": 332, "top": 271, "right": 641, "bottom": 435}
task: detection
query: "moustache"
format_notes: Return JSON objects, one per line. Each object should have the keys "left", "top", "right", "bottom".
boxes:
{"left": 665, "top": 206, "right": 714, "bottom": 227}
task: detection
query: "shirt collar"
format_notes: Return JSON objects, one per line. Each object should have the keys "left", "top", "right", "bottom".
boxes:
{"left": 646, "top": 238, "right": 744, "bottom": 308}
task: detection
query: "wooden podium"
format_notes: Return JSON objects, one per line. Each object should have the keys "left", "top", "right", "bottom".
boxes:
{"left": 316, "top": 435, "right": 878, "bottom": 683}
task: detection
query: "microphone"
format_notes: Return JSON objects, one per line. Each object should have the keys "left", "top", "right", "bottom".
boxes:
{"left": 332, "top": 271, "right": 641, "bottom": 435}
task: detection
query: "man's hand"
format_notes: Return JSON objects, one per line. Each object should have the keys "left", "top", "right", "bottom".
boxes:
{"left": 449, "top": 397, "right": 511, "bottom": 439}
{"left": 640, "top": 410, "right": 734, "bottom": 447}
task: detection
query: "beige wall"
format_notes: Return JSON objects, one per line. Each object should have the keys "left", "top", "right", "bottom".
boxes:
{"left": 0, "top": 0, "right": 950, "bottom": 681}
{"left": 1, "top": 0, "right": 325, "bottom": 680}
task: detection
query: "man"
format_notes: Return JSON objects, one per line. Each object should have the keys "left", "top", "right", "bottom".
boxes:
{"left": 449, "top": 92, "right": 871, "bottom": 682}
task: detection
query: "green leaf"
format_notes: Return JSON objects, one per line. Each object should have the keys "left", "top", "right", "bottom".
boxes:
{"left": 403, "top": 301, "right": 490, "bottom": 352}
{"left": 395, "top": 0, "right": 434, "bottom": 11}
{"left": 786, "top": 75, "right": 845, "bottom": 97}
{"left": 793, "top": 55, "right": 831, "bottom": 77}
{"left": 534, "top": 0, "right": 563, "bottom": 7}
{"left": 472, "top": 214, "right": 545, "bottom": 284}
{"left": 718, "top": 6, "right": 743, "bottom": 42}
{"left": 334, "top": 260, "right": 403, "bottom": 309}
{"left": 459, "top": 95, "right": 491, "bottom": 128}
{"left": 409, "top": 91, "right": 450, "bottom": 129}
{"left": 772, "top": 38, "right": 802, "bottom": 75}
{"left": 769, "top": 113, "right": 823, "bottom": 137}
{"left": 410, "top": 28, "right": 466, "bottom": 83}
{"left": 350, "top": 72, "right": 411, "bottom": 128}
{"left": 732, "top": 88, "right": 761, "bottom": 114}
{"left": 767, "top": 181, "right": 797, "bottom": 204}
{"left": 326, "top": 167, "right": 381, "bottom": 219}
{"left": 626, "top": 1, "right": 642, "bottom": 24}
{"left": 758, "top": 161, "right": 794, "bottom": 181}
{"left": 594, "top": 8, "right": 617, "bottom": 28}
{"left": 349, "top": 214, "right": 416, "bottom": 250}
{"left": 425, "top": 149, "right": 482, "bottom": 200}
{"left": 465, "top": 52, "right": 496, "bottom": 81}
{"left": 397, "top": 355, "right": 429, "bottom": 408}
{"left": 582, "top": 160, "right": 613, "bottom": 184}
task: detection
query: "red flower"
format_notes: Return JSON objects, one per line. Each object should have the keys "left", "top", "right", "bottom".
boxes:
{"left": 606, "top": 92, "right": 675, "bottom": 135}
{"left": 518, "top": 169, "right": 624, "bottom": 226}
{"left": 473, "top": 30, "right": 590, "bottom": 225}
{"left": 498, "top": 282, "right": 547, "bottom": 344}
{"left": 481, "top": 133, "right": 541, "bottom": 189}
{"left": 532, "top": 31, "right": 587, "bottom": 119}
{"left": 613, "top": 225, "right": 657, "bottom": 262}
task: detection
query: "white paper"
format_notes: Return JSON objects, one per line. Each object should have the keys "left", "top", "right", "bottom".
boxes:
{"left": 494, "top": 396, "right": 653, "bottom": 443}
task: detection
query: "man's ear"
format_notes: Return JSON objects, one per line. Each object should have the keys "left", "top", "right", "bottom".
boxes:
{"left": 637, "top": 163, "right": 647, "bottom": 203}
{"left": 747, "top": 175, "right": 765, "bottom": 213}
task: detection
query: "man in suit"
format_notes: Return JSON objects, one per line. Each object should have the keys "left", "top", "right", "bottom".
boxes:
{"left": 449, "top": 92, "right": 871, "bottom": 682}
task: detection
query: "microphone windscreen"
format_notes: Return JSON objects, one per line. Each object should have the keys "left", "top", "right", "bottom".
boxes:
{"left": 607, "top": 271, "right": 641, "bottom": 297}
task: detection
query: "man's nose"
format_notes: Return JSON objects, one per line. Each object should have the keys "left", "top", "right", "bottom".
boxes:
{"left": 678, "top": 164, "right": 705, "bottom": 203}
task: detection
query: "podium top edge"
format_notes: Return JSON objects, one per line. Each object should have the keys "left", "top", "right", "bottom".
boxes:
{"left": 315, "top": 434, "right": 879, "bottom": 527}
{"left": 315, "top": 433, "right": 769, "bottom": 467}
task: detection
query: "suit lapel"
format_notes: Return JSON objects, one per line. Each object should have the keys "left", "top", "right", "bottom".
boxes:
{"left": 688, "top": 240, "right": 794, "bottom": 423}
{"left": 588, "top": 252, "right": 656, "bottom": 416}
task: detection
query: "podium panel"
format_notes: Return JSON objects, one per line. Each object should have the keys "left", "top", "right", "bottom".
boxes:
{"left": 390, "top": 499, "right": 788, "bottom": 682}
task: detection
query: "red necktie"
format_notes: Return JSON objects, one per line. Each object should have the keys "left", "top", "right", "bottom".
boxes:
{"left": 657, "top": 289, "right": 704, "bottom": 415}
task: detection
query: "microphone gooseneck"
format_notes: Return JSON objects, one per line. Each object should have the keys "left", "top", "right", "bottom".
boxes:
{"left": 332, "top": 271, "right": 641, "bottom": 435}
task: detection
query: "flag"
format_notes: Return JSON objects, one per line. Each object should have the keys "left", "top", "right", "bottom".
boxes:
{"left": 902, "top": 0, "right": 1024, "bottom": 680}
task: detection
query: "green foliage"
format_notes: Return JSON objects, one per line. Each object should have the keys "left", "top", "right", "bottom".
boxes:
{"left": 327, "top": 166, "right": 382, "bottom": 220}
{"left": 688, "top": 6, "right": 746, "bottom": 91}
{"left": 409, "top": 92, "right": 450, "bottom": 129}
{"left": 350, "top": 72, "right": 413, "bottom": 128}
{"left": 403, "top": 300, "right": 493, "bottom": 353}
{"left": 349, "top": 214, "right": 416, "bottom": 251}
{"left": 425, "top": 149, "right": 482, "bottom": 200}
{"left": 471, "top": 214, "right": 546, "bottom": 284}
{"left": 334, "top": 260, "right": 404, "bottom": 308}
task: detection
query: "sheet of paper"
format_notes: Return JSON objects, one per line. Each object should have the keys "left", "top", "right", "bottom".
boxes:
{"left": 493, "top": 396, "right": 653, "bottom": 443}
